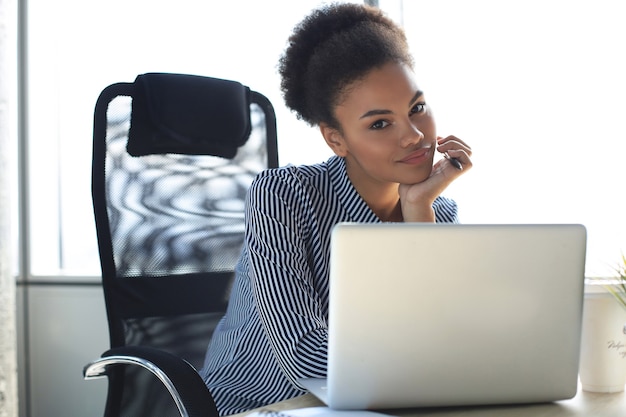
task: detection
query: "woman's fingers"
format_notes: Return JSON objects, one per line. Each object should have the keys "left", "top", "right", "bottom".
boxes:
{"left": 437, "top": 135, "right": 472, "bottom": 156}
{"left": 437, "top": 135, "right": 473, "bottom": 170}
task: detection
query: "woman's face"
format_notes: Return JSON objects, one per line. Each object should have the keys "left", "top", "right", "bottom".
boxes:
{"left": 322, "top": 62, "right": 437, "bottom": 188}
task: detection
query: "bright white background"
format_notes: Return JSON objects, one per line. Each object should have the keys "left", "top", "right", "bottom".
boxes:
{"left": 23, "top": 0, "right": 625, "bottom": 278}
{"left": 401, "top": 0, "right": 626, "bottom": 277}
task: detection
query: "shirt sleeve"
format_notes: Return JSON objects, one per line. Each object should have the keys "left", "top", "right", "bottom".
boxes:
{"left": 244, "top": 170, "right": 328, "bottom": 384}
{"left": 433, "top": 196, "right": 459, "bottom": 223}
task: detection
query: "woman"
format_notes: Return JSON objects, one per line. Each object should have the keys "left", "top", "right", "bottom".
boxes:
{"left": 201, "top": 3, "right": 472, "bottom": 415}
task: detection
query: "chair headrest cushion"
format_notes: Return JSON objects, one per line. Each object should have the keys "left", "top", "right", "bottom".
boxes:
{"left": 127, "top": 73, "right": 252, "bottom": 158}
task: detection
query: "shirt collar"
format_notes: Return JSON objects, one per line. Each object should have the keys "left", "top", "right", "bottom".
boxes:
{"left": 327, "top": 156, "right": 381, "bottom": 223}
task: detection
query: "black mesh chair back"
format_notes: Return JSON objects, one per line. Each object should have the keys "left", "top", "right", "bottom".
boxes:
{"left": 87, "top": 73, "right": 278, "bottom": 417}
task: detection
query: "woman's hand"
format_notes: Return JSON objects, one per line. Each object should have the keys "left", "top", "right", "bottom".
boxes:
{"left": 398, "top": 135, "right": 472, "bottom": 222}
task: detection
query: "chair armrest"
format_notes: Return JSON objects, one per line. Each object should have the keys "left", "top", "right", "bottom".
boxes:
{"left": 83, "top": 346, "right": 218, "bottom": 417}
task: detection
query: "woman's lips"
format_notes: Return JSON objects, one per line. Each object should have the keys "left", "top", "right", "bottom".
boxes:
{"left": 399, "top": 147, "right": 431, "bottom": 165}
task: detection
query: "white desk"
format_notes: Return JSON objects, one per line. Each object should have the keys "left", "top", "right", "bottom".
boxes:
{"left": 236, "top": 386, "right": 626, "bottom": 417}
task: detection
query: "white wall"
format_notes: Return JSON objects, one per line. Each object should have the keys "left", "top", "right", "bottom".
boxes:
{"left": 17, "top": 286, "right": 108, "bottom": 417}
{"left": 0, "top": 0, "right": 18, "bottom": 415}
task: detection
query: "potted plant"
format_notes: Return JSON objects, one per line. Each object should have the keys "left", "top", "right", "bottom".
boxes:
{"left": 604, "top": 254, "right": 626, "bottom": 312}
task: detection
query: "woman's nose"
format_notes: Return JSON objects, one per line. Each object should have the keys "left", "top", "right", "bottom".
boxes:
{"left": 400, "top": 122, "right": 424, "bottom": 147}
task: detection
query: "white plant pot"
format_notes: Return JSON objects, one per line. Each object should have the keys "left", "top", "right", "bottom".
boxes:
{"left": 579, "top": 294, "right": 626, "bottom": 393}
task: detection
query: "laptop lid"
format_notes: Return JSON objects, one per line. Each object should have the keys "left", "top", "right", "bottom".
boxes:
{"left": 301, "top": 223, "right": 587, "bottom": 410}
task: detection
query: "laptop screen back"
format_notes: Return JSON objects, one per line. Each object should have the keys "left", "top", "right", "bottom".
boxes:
{"left": 323, "top": 223, "right": 586, "bottom": 410}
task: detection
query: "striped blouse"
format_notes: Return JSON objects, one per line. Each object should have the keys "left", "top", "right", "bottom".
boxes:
{"left": 200, "top": 155, "right": 459, "bottom": 415}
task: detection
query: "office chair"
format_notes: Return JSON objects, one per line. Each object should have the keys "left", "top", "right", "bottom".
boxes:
{"left": 83, "top": 72, "right": 279, "bottom": 417}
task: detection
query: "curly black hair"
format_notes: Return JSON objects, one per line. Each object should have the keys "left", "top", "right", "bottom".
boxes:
{"left": 278, "top": 3, "right": 414, "bottom": 129}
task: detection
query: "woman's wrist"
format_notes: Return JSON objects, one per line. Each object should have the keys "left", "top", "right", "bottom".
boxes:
{"left": 401, "top": 203, "right": 435, "bottom": 223}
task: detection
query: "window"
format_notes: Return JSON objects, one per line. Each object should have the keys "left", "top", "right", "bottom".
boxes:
{"left": 24, "top": 0, "right": 346, "bottom": 277}
{"left": 23, "top": 0, "right": 624, "bottom": 278}
{"left": 402, "top": 0, "right": 626, "bottom": 276}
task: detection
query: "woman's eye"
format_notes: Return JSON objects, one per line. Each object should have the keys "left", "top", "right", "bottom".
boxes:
{"left": 410, "top": 102, "right": 427, "bottom": 115}
{"left": 370, "top": 119, "right": 390, "bottom": 130}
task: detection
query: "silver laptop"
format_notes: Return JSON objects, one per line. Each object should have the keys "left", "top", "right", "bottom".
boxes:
{"left": 299, "top": 223, "right": 587, "bottom": 410}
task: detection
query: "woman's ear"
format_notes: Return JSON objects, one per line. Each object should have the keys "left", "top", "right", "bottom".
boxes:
{"left": 320, "top": 123, "right": 348, "bottom": 157}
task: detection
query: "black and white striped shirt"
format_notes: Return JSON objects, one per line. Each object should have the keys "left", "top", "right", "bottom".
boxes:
{"left": 201, "top": 155, "right": 458, "bottom": 415}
